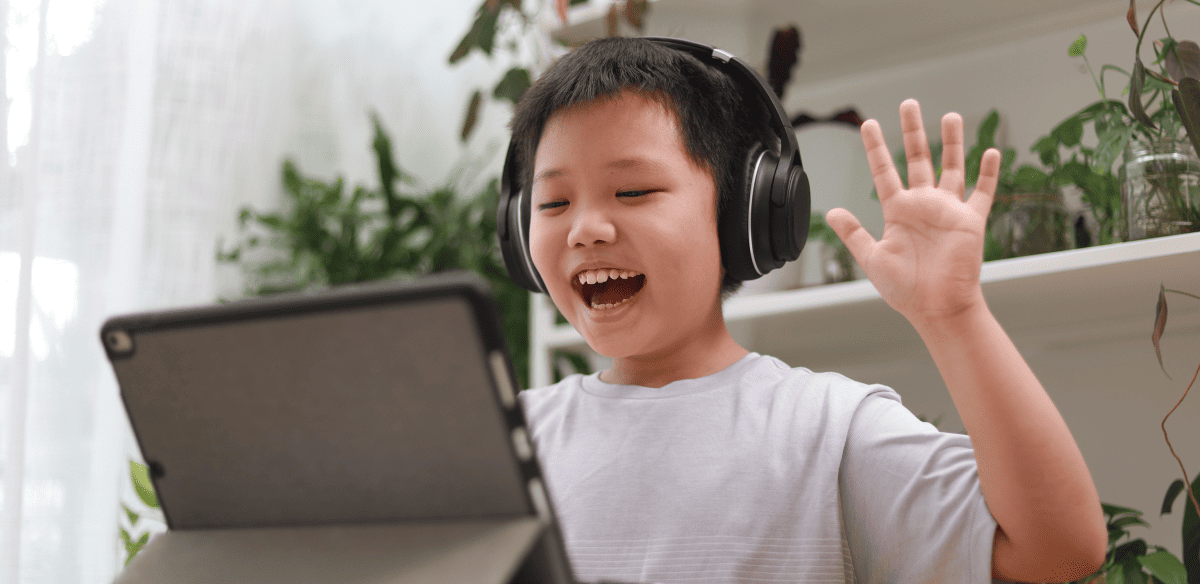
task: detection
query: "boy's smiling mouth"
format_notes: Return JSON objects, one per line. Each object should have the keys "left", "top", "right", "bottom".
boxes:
{"left": 573, "top": 268, "right": 646, "bottom": 309}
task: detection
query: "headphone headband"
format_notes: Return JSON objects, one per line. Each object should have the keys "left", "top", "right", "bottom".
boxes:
{"left": 640, "top": 37, "right": 802, "bottom": 177}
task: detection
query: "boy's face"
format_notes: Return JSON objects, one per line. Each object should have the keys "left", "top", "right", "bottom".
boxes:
{"left": 529, "top": 90, "right": 726, "bottom": 360}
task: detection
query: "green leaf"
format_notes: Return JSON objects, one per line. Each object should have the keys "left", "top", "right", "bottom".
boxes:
{"left": 448, "top": 1, "right": 501, "bottom": 64}
{"left": 1104, "top": 503, "right": 1145, "bottom": 519}
{"left": 1070, "top": 34, "right": 1088, "bottom": 57}
{"left": 1052, "top": 117, "right": 1085, "bottom": 147}
{"left": 1115, "top": 538, "right": 1149, "bottom": 563}
{"left": 1033, "top": 134, "right": 1059, "bottom": 166}
{"left": 1111, "top": 515, "right": 1151, "bottom": 530}
{"left": 124, "top": 505, "right": 139, "bottom": 525}
{"left": 1163, "top": 479, "right": 1187, "bottom": 515}
{"left": 255, "top": 214, "right": 285, "bottom": 230}
{"left": 976, "top": 109, "right": 1000, "bottom": 148}
{"left": 1136, "top": 550, "right": 1187, "bottom": 584}
{"left": 1182, "top": 473, "right": 1200, "bottom": 582}
{"left": 492, "top": 67, "right": 532, "bottom": 104}
{"left": 1093, "top": 125, "right": 1134, "bottom": 172}
{"left": 1013, "top": 165, "right": 1049, "bottom": 189}
{"left": 130, "top": 461, "right": 158, "bottom": 508}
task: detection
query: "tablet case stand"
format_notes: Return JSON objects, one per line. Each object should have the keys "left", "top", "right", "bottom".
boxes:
{"left": 115, "top": 517, "right": 573, "bottom": 584}
{"left": 104, "top": 273, "right": 577, "bottom": 584}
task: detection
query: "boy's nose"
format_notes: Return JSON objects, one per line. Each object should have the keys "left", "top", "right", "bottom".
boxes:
{"left": 567, "top": 206, "right": 617, "bottom": 248}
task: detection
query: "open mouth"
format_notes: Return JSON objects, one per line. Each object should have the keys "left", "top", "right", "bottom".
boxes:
{"left": 573, "top": 269, "right": 646, "bottom": 309}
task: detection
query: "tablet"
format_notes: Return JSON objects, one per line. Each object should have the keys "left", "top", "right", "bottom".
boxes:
{"left": 103, "top": 271, "right": 574, "bottom": 584}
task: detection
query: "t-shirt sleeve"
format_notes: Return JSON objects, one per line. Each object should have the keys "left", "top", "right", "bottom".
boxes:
{"left": 838, "top": 386, "right": 997, "bottom": 584}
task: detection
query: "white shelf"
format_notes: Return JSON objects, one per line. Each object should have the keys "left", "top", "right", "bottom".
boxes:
{"left": 531, "top": 233, "right": 1200, "bottom": 385}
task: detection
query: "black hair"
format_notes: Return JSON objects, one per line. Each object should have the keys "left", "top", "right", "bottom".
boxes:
{"left": 509, "top": 36, "right": 778, "bottom": 298}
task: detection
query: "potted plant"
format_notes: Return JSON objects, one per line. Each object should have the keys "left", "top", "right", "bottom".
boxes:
{"left": 1056, "top": 1, "right": 1200, "bottom": 241}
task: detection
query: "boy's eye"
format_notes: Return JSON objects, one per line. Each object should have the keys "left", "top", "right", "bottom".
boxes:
{"left": 617, "top": 190, "right": 652, "bottom": 198}
{"left": 537, "top": 201, "right": 567, "bottom": 211}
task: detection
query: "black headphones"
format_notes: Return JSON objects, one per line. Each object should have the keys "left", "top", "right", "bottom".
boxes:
{"left": 496, "top": 36, "right": 811, "bottom": 294}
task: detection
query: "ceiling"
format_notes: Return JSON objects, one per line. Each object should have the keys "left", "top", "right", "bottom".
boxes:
{"left": 647, "top": 0, "right": 1130, "bottom": 85}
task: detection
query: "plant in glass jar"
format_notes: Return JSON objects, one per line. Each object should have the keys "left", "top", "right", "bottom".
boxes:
{"left": 1055, "top": 1, "right": 1200, "bottom": 241}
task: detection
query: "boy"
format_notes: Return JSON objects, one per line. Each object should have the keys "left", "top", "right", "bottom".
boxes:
{"left": 508, "top": 37, "right": 1106, "bottom": 583}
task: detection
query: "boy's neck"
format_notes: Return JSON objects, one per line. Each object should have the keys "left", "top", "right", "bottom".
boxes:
{"left": 599, "top": 319, "right": 749, "bottom": 388}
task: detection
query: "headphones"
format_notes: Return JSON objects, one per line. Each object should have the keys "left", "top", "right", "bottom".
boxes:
{"left": 496, "top": 36, "right": 811, "bottom": 294}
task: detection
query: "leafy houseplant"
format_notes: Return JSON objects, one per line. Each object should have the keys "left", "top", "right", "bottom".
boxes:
{"left": 1071, "top": 501, "right": 1191, "bottom": 584}
{"left": 217, "top": 115, "right": 531, "bottom": 389}
{"left": 1051, "top": 0, "right": 1200, "bottom": 241}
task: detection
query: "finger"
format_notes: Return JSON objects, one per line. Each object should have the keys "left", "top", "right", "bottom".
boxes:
{"left": 968, "top": 148, "right": 1001, "bottom": 219}
{"left": 900, "top": 99, "right": 936, "bottom": 189}
{"left": 861, "top": 119, "right": 904, "bottom": 202}
{"left": 825, "top": 208, "right": 876, "bottom": 268}
{"left": 939, "top": 112, "right": 966, "bottom": 198}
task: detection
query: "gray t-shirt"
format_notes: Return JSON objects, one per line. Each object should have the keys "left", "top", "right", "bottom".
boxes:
{"left": 518, "top": 352, "right": 997, "bottom": 584}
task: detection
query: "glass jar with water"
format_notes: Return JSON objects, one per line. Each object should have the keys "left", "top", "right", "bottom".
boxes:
{"left": 1120, "top": 138, "right": 1200, "bottom": 240}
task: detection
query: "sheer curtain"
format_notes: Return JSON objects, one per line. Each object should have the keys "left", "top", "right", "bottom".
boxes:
{"left": 0, "top": 0, "right": 523, "bottom": 581}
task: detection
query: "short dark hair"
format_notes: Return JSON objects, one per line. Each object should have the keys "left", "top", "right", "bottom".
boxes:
{"left": 509, "top": 36, "right": 778, "bottom": 298}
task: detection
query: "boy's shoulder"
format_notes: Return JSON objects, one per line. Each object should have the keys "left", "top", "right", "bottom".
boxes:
{"left": 518, "top": 352, "right": 899, "bottom": 416}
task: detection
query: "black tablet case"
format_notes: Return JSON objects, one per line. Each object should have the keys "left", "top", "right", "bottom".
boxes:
{"left": 103, "top": 272, "right": 574, "bottom": 584}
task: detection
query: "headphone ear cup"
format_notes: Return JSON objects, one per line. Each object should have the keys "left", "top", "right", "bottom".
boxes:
{"left": 768, "top": 164, "right": 811, "bottom": 263}
{"left": 719, "top": 143, "right": 778, "bottom": 281}
{"left": 498, "top": 144, "right": 547, "bottom": 293}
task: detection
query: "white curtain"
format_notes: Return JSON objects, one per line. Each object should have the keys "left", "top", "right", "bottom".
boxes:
{"left": 0, "top": 0, "right": 529, "bottom": 581}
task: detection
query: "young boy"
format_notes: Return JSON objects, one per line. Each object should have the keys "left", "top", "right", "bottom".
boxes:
{"left": 508, "top": 37, "right": 1106, "bottom": 583}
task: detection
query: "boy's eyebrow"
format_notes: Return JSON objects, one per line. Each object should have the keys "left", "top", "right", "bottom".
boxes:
{"left": 533, "top": 157, "right": 667, "bottom": 184}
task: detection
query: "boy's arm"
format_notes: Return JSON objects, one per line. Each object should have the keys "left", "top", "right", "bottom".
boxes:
{"left": 827, "top": 99, "right": 1107, "bottom": 582}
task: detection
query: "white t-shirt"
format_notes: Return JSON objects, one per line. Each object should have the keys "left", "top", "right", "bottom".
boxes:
{"left": 518, "top": 352, "right": 997, "bottom": 584}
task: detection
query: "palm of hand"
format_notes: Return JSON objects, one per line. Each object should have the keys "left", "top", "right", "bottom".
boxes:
{"left": 827, "top": 100, "right": 1001, "bottom": 324}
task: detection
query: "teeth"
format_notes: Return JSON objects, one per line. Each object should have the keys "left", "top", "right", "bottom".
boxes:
{"left": 575, "top": 268, "right": 642, "bottom": 285}
{"left": 590, "top": 296, "right": 634, "bottom": 310}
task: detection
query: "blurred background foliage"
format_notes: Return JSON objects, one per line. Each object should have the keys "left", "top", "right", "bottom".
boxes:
{"left": 218, "top": 115, "right": 532, "bottom": 388}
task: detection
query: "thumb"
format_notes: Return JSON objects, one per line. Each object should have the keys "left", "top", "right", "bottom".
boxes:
{"left": 825, "top": 208, "right": 875, "bottom": 266}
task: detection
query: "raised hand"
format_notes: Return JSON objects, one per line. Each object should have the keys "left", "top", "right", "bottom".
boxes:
{"left": 826, "top": 99, "right": 1001, "bottom": 327}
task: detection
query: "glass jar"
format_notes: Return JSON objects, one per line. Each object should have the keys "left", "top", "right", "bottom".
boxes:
{"left": 988, "top": 191, "right": 1071, "bottom": 259}
{"left": 1121, "top": 138, "right": 1200, "bottom": 240}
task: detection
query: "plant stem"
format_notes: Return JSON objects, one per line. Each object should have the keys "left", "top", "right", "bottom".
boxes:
{"left": 1084, "top": 55, "right": 1107, "bottom": 103}
{"left": 1136, "top": 0, "right": 1169, "bottom": 59}
{"left": 1164, "top": 288, "right": 1200, "bottom": 301}
{"left": 1163, "top": 359, "right": 1200, "bottom": 527}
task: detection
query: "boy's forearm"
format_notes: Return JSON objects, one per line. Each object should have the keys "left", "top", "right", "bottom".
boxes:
{"left": 910, "top": 302, "right": 1107, "bottom": 582}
